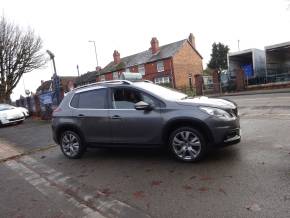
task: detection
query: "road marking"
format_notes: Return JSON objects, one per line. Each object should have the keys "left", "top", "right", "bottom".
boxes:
{"left": 5, "top": 159, "right": 106, "bottom": 218}
{"left": 15, "top": 156, "right": 151, "bottom": 218}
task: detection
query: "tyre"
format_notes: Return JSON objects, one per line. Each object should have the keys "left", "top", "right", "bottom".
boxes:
{"left": 60, "top": 130, "right": 85, "bottom": 159}
{"left": 169, "top": 127, "right": 207, "bottom": 162}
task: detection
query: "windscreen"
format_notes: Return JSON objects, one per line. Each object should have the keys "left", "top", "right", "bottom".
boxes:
{"left": 134, "top": 82, "right": 187, "bottom": 101}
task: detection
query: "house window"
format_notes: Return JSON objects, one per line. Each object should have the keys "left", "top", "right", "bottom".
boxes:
{"left": 113, "top": 72, "right": 119, "bottom": 80}
{"left": 138, "top": 65, "right": 145, "bottom": 76}
{"left": 157, "top": 61, "right": 164, "bottom": 72}
{"left": 100, "top": 75, "right": 106, "bottom": 81}
{"left": 154, "top": 76, "right": 170, "bottom": 84}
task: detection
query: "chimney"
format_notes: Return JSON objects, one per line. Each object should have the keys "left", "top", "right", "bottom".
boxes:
{"left": 188, "top": 33, "right": 196, "bottom": 48}
{"left": 41, "top": 80, "right": 44, "bottom": 85}
{"left": 113, "top": 50, "right": 121, "bottom": 64}
{"left": 96, "top": 66, "right": 102, "bottom": 72}
{"left": 150, "top": 37, "right": 160, "bottom": 54}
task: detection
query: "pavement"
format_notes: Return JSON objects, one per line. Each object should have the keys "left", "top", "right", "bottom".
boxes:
{"left": 0, "top": 92, "right": 290, "bottom": 218}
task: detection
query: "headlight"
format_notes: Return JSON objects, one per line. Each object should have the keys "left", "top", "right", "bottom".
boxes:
{"left": 199, "top": 106, "right": 233, "bottom": 120}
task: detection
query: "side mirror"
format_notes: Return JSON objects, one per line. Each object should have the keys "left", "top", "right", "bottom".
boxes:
{"left": 135, "top": 101, "right": 152, "bottom": 111}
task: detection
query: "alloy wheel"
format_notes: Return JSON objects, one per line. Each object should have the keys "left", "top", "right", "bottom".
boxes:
{"left": 61, "top": 132, "right": 80, "bottom": 158}
{"left": 172, "top": 130, "right": 201, "bottom": 161}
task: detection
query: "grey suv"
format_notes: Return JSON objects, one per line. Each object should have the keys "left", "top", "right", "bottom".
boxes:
{"left": 52, "top": 80, "right": 241, "bottom": 162}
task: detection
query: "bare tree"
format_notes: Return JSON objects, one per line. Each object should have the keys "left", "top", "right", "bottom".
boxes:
{"left": 0, "top": 16, "right": 45, "bottom": 103}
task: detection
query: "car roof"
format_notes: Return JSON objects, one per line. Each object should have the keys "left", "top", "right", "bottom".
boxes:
{"left": 72, "top": 80, "right": 152, "bottom": 93}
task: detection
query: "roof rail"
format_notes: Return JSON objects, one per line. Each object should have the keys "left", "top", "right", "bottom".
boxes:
{"left": 73, "top": 80, "right": 132, "bottom": 91}
{"left": 97, "top": 80, "right": 133, "bottom": 85}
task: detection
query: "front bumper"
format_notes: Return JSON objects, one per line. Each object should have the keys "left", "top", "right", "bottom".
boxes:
{"left": 0, "top": 116, "right": 25, "bottom": 125}
{"left": 206, "top": 116, "right": 241, "bottom": 147}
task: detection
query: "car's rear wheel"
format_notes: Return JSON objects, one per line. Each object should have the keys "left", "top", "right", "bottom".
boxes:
{"left": 169, "top": 127, "right": 207, "bottom": 162}
{"left": 60, "top": 130, "right": 85, "bottom": 159}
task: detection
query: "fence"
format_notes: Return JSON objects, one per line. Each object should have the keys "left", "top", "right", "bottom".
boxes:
{"left": 16, "top": 91, "right": 60, "bottom": 120}
{"left": 246, "top": 72, "right": 290, "bottom": 86}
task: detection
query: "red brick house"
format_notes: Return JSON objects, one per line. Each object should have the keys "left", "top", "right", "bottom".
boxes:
{"left": 94, "top": 33, "right": 203, "bottom": 89}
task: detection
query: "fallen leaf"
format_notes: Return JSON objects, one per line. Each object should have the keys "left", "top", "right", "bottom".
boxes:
{"left": 198, "top": 187, "right": 209, "bottom": 192}
{"left": 246, "top": 203, "right": 261, "bottom": 212}
{"left": 40, "top": 155, "right": 46, "bottom": 159}
{"left": 218, "top": 188, "right": 227, "bottom": 195}
{"left": 151, "top": 180, "right": 163, "bottom": 187}
{"left": 200, "top": 176, "right": 213, "bottom": 181}
{"left": 189, "top": 176, "right": 196, "bottom": 180}
{"left": 101, "top": 188, "right": 113, "bottom": 196}
{"left": 133, "top": 191, "right": 145, "bottom": 199}
{"left": 182, "top": 185, "right": 192, "bottom": 190}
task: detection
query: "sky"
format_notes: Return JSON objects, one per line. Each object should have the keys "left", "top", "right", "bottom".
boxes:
{"left": 1, "top": 0, "right": 290, "bottom": 100}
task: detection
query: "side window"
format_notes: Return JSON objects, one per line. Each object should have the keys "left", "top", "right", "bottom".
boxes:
{"left": 70, "top": 94, "right": 79, "bottom": 108}
{"left": 112, "top": 88, "right": 162, "bottom": 109}
{"left": 140, "top": 92, "right": 159, "bottom": 107}
{"left": 78, "top": 89, "right": 107, "bottom": 109}
{"left": 112, "top": 88, "right": 142, "bottom": 109}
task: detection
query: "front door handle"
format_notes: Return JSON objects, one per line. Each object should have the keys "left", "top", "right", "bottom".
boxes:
{"left": 78, "top": 114, "right": 85, "bottom": 117}
{"left": 111, "top": 115, "right": 121, "bottom": 120}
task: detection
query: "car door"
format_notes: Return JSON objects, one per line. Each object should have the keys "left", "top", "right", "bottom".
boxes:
{"left": 71, "top": 87, "right": 111, "bottom": 144}
{"left": 109, "top": 86, "right": 164, "bottom": 145}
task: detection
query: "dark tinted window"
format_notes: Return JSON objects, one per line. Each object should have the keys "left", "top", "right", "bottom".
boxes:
{"left": 78, "top": 89, "right": 107, "bottom": 109}
{"left": 70, "top": 94, "right": 79, "bottom": 108}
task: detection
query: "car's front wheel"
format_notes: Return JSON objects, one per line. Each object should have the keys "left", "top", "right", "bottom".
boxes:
{"left": 169, "top": 127, "right": 207, "bottom": 162}
{"left": 60, "top": 130, "right": 85, "bottom": 159}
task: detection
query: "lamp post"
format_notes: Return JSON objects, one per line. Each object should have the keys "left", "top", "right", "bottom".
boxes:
{"left": 88, "top": 40, "right": 99, "bottom": 67}
{"left": 46, "top": 50, "right": 60, "bottom": 104}
{"left": 46, "top": 50, "right": 57, "bottom": 76}
{"left": 88, "top": 40, "right": 100, "bottom": 80}
{"left": 77, "top": 65, "right": 80, "bottom": 77}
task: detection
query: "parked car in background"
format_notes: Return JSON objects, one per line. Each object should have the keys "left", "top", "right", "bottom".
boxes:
{"left": 0, "top": 104, "right": 28, "bottom": 125}
{"left": 52, "top": 74, "right": 241, "bottom": 162}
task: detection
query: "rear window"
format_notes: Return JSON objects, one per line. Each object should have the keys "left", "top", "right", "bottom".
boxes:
{"left": 71, "top": 89, "right": 107, "bottom": 109}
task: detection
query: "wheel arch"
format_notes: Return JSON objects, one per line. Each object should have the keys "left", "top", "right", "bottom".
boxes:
{"left": 56, "top": 124, "right": 85, "bottom": 145}
{"left": 162, "top": 118, "right": 214, "bottom": 145}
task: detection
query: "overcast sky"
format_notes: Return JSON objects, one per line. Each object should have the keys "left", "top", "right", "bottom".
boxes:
{"left": 2, "top": 0, "right": 290, "bottom": 100}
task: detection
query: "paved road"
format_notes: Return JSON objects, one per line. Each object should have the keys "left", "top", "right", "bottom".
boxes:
{"left": 0, "top": 92, "right": 290, "bottom": 218}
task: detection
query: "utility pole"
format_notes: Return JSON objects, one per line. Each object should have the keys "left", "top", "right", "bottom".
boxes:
{"left": 238, "top": 40, "right": 240, "bottom": 51}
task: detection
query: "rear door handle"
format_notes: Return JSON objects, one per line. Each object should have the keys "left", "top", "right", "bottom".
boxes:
{"left": 111, "top": 115, "right": 121, "bottom": 120}
{"left": 78, "top": 114, "right": 85, "bottom": 117}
